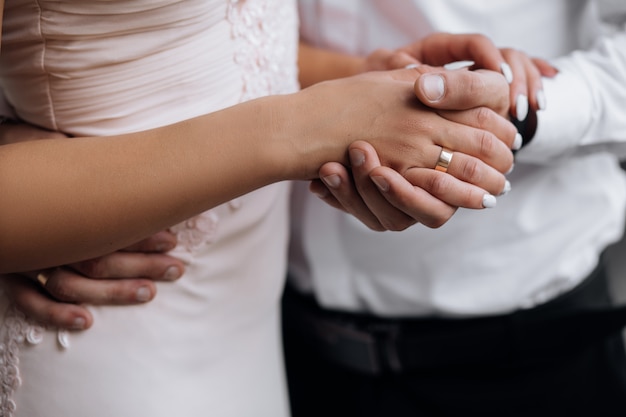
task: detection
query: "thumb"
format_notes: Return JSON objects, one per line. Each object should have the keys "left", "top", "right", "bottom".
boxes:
{"left": 415, "top": 69, "right": 509, "bottom": 115}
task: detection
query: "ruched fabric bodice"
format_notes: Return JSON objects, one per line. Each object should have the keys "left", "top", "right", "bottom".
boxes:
{"left": 0, "top": 1, "right": 299, "bottom": 416}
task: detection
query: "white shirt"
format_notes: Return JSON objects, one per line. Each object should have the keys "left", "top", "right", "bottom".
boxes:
{"left": 290, "top": 0, "right": 626, "bottom": 317}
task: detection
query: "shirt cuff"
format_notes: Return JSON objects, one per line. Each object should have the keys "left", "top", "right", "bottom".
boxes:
{"left": 515, "top": 60, "right": 595, "bottom": 164}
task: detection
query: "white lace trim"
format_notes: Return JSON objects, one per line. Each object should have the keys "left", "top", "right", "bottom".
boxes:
{"left": 0, "top": 306, "right": 64, "bottom": 417}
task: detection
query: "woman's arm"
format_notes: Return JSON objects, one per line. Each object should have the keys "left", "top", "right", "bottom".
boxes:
{"left": 0, "top": 68, "right": 516, "bottom": 273}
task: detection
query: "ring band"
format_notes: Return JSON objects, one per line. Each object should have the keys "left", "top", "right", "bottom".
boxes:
{"left": 36, "top": 271, "right": 50, "bottom": 287}
{"left": 435, "top": 147, "right": 453, "bottom": 173}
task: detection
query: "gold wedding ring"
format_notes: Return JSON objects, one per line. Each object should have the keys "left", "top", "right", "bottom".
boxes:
{"left": 435, "top": 147, "right": 453, "bottom": 173}
{"left": 36, "top": 270, "right": 51, "bottom": 288}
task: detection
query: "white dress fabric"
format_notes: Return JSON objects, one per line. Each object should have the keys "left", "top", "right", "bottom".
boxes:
{"left": 0, "top": 1, "right": 299, "bottom": 416}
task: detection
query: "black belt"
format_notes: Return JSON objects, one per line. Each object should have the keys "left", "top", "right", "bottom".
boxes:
{"left": 282, "top": 259, "right": 626, "bottom": 375}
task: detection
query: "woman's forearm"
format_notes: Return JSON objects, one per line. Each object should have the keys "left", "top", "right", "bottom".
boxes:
{"left": 0, "top": 95, "right": 302, "bottom": 272}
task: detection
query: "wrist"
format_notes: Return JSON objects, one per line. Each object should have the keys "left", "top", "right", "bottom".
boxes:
{"left": 273, "top": 88, "right": 352, "bottom": 180}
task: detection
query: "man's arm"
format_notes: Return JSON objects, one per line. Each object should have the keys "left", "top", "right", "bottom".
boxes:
{"left": 517, "top": 14, "right": 626, "bottom": 162}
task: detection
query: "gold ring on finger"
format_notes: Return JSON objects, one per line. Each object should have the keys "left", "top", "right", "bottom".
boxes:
{"left": 36, "top": 270, "right": 51, "bottom": 288}
{"left": 435, "top": 147, "right": 453, "bottom": 173}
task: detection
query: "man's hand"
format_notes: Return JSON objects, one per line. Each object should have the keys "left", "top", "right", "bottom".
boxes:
{"left": 3, "top": 231, "right": 184, "bottom": 330}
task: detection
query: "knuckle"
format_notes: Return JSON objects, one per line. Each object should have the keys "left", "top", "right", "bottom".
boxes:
{"left": 366, "top": 222, "right": 388, "bottom": 232}
{"left": 47, "top": 284, "right": 77, "bottom": 303}
{"left": 426, "top": 172, "right": 454, "bottom": 197}
{"left": 106, "top": 285, "right": 130, "bottom": 305}
{"left": 422, "top": 214, "right": 449, "bottom": 229}
{"left": 465, "top": 75, "right": 487, "bottom": 103}
{"left": 477, "top": 130, "right": 496, "bottom": 157}
{"left": 75, "top": 258, "right": 105, "bottom": 278}
{"left": 378, "top": 218, "right": 408, "bottom": 232}
{"left": 460, "top": 158, "right": 484, "bottom": 185}
{"left": 474, "top": 107, "right": 493, "bottom": 129}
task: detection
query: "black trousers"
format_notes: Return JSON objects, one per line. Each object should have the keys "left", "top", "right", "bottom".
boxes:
{"left": 282, "top": 261, "right": 626, "bottom": 417}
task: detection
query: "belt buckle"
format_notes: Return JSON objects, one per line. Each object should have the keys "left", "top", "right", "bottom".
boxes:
{"left": 370, "top": 323, "right": 403, "bottom": 374}
{"left": 312, "top": 319, "right": 382, "bottom": 375}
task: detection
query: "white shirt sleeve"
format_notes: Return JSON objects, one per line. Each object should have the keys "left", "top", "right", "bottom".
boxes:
{"left": 517, "top": 21, "right": 626, "bottom": 162}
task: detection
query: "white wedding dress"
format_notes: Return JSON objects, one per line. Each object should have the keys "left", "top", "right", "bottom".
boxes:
{"left": 0, "top": 1, "right": 299, "bottom": 416}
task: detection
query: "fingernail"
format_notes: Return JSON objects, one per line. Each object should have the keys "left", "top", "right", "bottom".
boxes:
{"left": 311, "top": 187, "right": 329, "bottom": 199}
{"left": 421, "top": 74, "right": 445, "bottom": 102}
{"left": 536, "top": 89, "right": 546, "bottom": 111}
{"left": 155, "top": 242, "right": 175, "bottom": 252}
{"left": 322, "top": 174, "right": 341, "bottom": 189}
{"left": 371, "top": 176, "right": 389, "bottom": 192}
{"left": 72, "top": 317, "right": 86, "bottom": 330}
{"left": 506, "top": 163, "right": 515, "bottom": 175}
{"left": 164, "top": 266, "right": 181, "bottom": 281}
{"left": 136, "top": 286, "right": 152, "bottom": 302}
{"left": 501, "top": 63, "right": 513, "bottom": 84}
{"left": 499, "top": 180, "right": 511, "bottom": 196}
{"left": 443, "top": 60, "right": 474, "bottom": 71}
{"left": 516, "top": 94, "right": 528, "bottom": 121}
{"left": 349, "top": 148, "right": 365, "bottom": 167}
{"left": 482, "top": 194, "right": 497, "bottom": 208}
{"left": 512, "top": 133, "right": 523, "bottom": 151}
{"left": 404, "top": 63, "right": 419, "bottom": 69}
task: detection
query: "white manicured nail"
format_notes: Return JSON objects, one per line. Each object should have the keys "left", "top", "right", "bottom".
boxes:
{"left": 443, "top": 60, "right": 475, "bottom": 71}
{"left": 512, "top": 133, "right": 523, "bottom": 151}
{"left": 404, "top": 63, "right": 419, "bottom": 69}
{"left": 482, "top": 194, "right": 497, "bottom": 208}
{"left": 506, "top": 163, "right": 515, "bottom": 175}
{"left": 501, "top": 63, "right": 513, "bottom": 84}
{"left": 499, "top": 180, "right": 511, "bottom": 196}
{"left": 516, "top": 94, "right": 528, "bottom": 121}
{"left": 537, "top": 89, "right": 547, "bottom": 111}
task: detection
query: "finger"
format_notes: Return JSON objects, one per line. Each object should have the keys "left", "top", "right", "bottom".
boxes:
{"left": 428, "top": 145, "right": 508, "bottom": 197}
{"left": 500, "top": 48, "right": 532, "bottom": 121}
{"left": 3, "top": 274, "right": 93, "bottom": 330}
{"left": 403, "top": 167, "right": 501, "bottom": 209}
{"left": 437, "top": 106, "right": 521, "bottom": 151}
{"left": 309, "top": 179, "right": 348, "bottom": 213}
{"left": 388, "top": 51, "right": 420, "bottom": 70}
{"left": 429, "top": 117, "right": 514, "bottom": 182}
{"left": 532, "top": 57, "right": 559, "bottom": 78}
{"left": 40, "top": 267, "right": 158, "bottom": 305}
{"left": 415, "top": 69, "right": 510, "bottom": 116}
{"left": 367, "top": 166, "right": 458, "bottom": 229}
{"left": 345, "top": 143, "right": 418, "bottom": 231}
{"left": 317, "top": 162, "right": 387, "bottom": 231}
{"left": 414, "top": 33, "right": 511, "bottom": 79}
{"left": 69, "top": 251, "right": 184, "bottom": 281}
{"left": 122, "top": 230, "right": 178, "bottom": 253}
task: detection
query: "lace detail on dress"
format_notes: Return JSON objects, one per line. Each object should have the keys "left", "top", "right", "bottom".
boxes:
{"left": 0, "top": 307, "right": 45, "bottom": 417}
{"left": 171, "top": 0, "right": 299, "bottom": 253}
{"left": 227, "top": 0, "right": 300, "bottom": 101}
